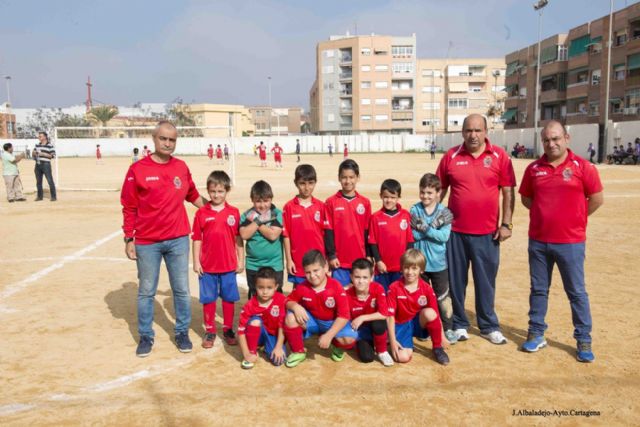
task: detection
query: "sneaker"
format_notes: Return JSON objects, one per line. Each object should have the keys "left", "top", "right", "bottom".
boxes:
{"left": 202, "top": 332, "right": 216, "bottom": 349}
{"left": 285, "top": 352, "right": 307, "bottom": 368}
{"left": 50, "top": 198, "right": 57, "bottom": 202}
{"left": 15, "top": 198, "right": 26, "bottom": 202}
{"left": 576, "top": 342, "right": 595, "bottom": 363}
{"left": 8, "top": 200, "right": 14, "bottom": 203}
{"left": 481, "top": 330, "right": 508, "bottom": 345}
{"left": 330, "top": 345, "right": 345, "bottom": 362}
{"left": 377, "top": 351, "right": 394, "bottom": 367}
{"left": 241, "top": 359, "right": 255, "bottom": 370}
{"left": 433, "top": 347, "right": 450, "bottom": 366}
{"left": 445, "top": 330, "right": 459, "bottom": 345}
{"left": 521, "top": 334, "right": 547, "bottom": 353}
{"left": 454, "top": 328, "right": 469, "bottom": 341}
{"left": 223, "top": 329, "right": 238, "bottom": 346}
{"left": 136, "top": 336, "right": 154, "bottom": 358}
{"left": 175, "top": 332, "right": 192, "bottom": 353}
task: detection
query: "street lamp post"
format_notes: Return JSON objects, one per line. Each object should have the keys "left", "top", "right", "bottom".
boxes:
{"left": 602, "top": 0, "right": 614, "bottom": 163}
{"left": 492, "top": 69, "right": 500, "bottom": 130}
{"left": 4, "top": 75, "right": 11, "bottom": 107}
{"left": 533, "top": 0, "right": 549, "bottom": 157}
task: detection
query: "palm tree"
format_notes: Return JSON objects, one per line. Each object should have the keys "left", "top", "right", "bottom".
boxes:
{"left": 87, "top": 105, "right": 119, "bottom": 137}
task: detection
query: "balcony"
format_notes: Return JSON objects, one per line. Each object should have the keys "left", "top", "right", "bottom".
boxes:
{"left": 567, "top": 54, "right": 589, "bottom": 69}
{"left": 339, "top": 90, "right": 352, "bottom": 97}
{"left": 623, "top": 107, "right": 640, "bottom": 115}
{"left": 391, "top": 111, "right": 413, "bottom": 121}
{"left": 447, "top": 74, "right": 487, "bottom": 83}
{"left": 340, "top": 106, "right": 353, "bottom": 115}
{"left": 540, "top": 89, "right": 565, "bottom": 103}
{"left": 566, "top": 81, "right": 589, "bottom": 98}
{"left": 339, "top": 72, "right": 353, "bottom": 81}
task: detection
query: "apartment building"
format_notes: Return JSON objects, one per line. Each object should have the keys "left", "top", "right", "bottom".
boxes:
{"left": 310, "top": 33, "right": 417, "bottom": 134}
{"left": 249, "top": 106, "right": 303, "bottom": 136}
{"left": 416, "top": 58, "right": 506, "bottom": 137}
{"left": 504, "top": 2, "right": 640, "bottom": 130}
{"left": 186, "top": 103, "right": 254, "bottom": 137}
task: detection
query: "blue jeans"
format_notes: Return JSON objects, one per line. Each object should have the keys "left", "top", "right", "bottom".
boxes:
{"left": 447, "top": 231, "right": 501, "bottom": 334}
{"left": 528, "top": 239, "right": 592, "bottom": 342}
{"left": 135, "top": 236, "right": 191, "bottom": 338}
{"left": 34, "top": 162, "right": 57, "bottom": 199}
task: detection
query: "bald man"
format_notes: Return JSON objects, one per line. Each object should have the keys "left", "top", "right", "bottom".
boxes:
{"left": 519, "top": 121, "right": 603, "bottom": 362}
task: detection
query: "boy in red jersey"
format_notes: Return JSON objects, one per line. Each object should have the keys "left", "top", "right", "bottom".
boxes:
{"left": 283, "top": 164, "right": 325, "bottom": 286}
{"left": 271, "top": 142, "right": 284, "bottom": 168}
{"left": 238, "top": 267, "right": 287, "bottom": 369}
{"left": 207, "top": 144, "right": 214, "bottom": 161}
{"left": 368, "top": 179, "right": 414, "bottom": 291}
{"left": 343, "top": 143, "right": 348, "bottom": 158}
{"left": 215, "top": 144, "right": 223, "bottom": 164}
{"left": 192, "top": 170, "right": 245, "bottom": 348}
{"left": 324, "top": 159, "right": 372, "bottom": 286}
{"left": 387, "top": 249, "right": 450, "bottom": 365}
{"left": 258, "top": 141, "right": 267, "bottom": 167}
{"left": 95, "top": 144, "right": 102, "bottom": 164}
{"left": 283, "top": 250, "right": 358, "bottom": 368}
{"left": 142, "top": 145, "right": 151, "bottom": 157}
{"left": 346, "top": 258, "right": 394, "bottom": 366}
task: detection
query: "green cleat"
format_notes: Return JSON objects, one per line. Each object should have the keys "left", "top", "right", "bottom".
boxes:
{"left": 285, "top": 352, "right": 307, "bottom": 368}
{"left": 330, "top": 345, "right": 345, "bottom": 362}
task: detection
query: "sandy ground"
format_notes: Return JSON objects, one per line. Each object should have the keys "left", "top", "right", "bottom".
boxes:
{"left": 1, "top": 151, "right": 639, "bottom": 426}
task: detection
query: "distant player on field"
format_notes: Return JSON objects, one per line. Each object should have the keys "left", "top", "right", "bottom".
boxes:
{"left": 215, "top": 144, "right": 223, "bottom": 164}
{"left": 258, "top": 141, "right": 267, "bottom": 167}
{"left": 95, "top": 144, "right": 102, "bottom": 164}
{"left": 271, "top": 142, "right": 283, "bottom": 168}
{"left": 207, "top": 144, "right": 214, "bottom": 161}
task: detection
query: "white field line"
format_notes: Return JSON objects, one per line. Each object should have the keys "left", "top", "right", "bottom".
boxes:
{"left": 57, "top": 187, "right": 119, "bottom": 192}
{"left": 0, "top": 256, "right": 127, "bottom": 264}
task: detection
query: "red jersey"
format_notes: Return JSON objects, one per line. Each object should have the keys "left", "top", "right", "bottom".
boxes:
{"left": 215, "top": 148, "right": 223, "bottom": 159}
{"left": 519, "top": 149, "right": 603, "bottom": 243}
{"left": 207, "top": 147, "right": 213, "bottom": 159}
{"left": 343, "top": 146, "right": 348, "bottom": 157}
{"left": 259, "top": 145, "right": 267, "bottom": 160}
{"left": 191, "top": 202, "right": 240, "bottom": 273}
{"left": 286, "top": 277, "right": 349, "bottom": 321}
{"left": 272, "top": 146, "right": 283, "bottom": 161}
{"left": 96, "top": 148, "right": 101, "bottom": 159}
{"left": 346, "top": 282, "right": 389, "bottom": 320}
{"left": 368, "top": 206, "right": 414, "bottom": 272}
{"left": 387, "top": 277, "right": 439, "bottom": 324}
{"left": 436, "top": 139, "right": 516, "bottom": 235}
{"left": 282, "top": 196, "right": 325, "bottom": 277}
{"left": 121, "top": 156, "right": 200, "bottom": 245}
{"left": 324, "top": 191, "right": 371, "bottom": 268}
{"left": 142, "top": 148, "right": 151, "bottom": 157}
{"left": 238, "top": 292, "right": 286, "bottom": 336}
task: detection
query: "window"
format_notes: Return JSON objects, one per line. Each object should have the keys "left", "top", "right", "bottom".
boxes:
{"left": 361, "top": 115, "right": 371, "bottom": 121}
{"left": 392, "top": 62, "right": 414, "bottom": 74}
{"left": 374, "top": 64, "right": 389, "bottom": 72}
{"left": 422, "top": 102, "right": 441, "bottom": 110}
{"left": 375, "top": 114, "right": 388, "bottom": 121}
{"left": 448, "top": 115, "right": 466, "bottom": 126}
{"left": 374, "top": 81, "right": 388, "bottom": 88}
{"left": 323, "top": 82, "right": 335, "bottom": 90}
{"left": 558, "top": 46, "right": 568, "bottom": 61}
{"left": 322, "top": 65, "right": 334, "bottom": 74}
{"left": 327, "top": 113, "right": 335, "bottom": 122}
{"left": 392, "top": 46, "right": 414, "bottom": 57}
{"left": 422, "top": 69, "right": 442, "bottom": 77}
{"left": 361, "top": 65, "right": 370, "bottom": 72}
{"left": 448, "top": 98, "right": 468, "bottom": 109}
{"left": 323, "top": 50, "right": 335, "bottom": 58}
{"left": 361, "top": 98, "right": 371, "bottom": 105}
{"left": 612, "top": 100, "right": 623, "bottom": 113}
{"left": 361, "top": 48, "right": 371, "bottom": 56}
{"left": 589, "top": 102, "right": 599, "bottom": 116}
{"left": 576, "top": 70, "right": 589, "bottom": 83}
{"left": 519, "top": 87, "right": 527, "bottom": 97}
{"left": 374, "top": 49, "right": 388, "bottom": 56}
{"left": 469, "top": 84, "right": 483, "bottom": 93}
{"left": 614, "top": 64, "right": 626, "bottom": 80}
{"left": 421, "top": 86, "right": 442, "bottom": 93}
{"left": 393, "top": 80, "right": 413, "bottom": 90}
{"left": 421, "top": 119, "right": 440, "bottom": 126}
{"left": 625, "top": 88, "right": 640, "bottom": 108}
{"left": 591, "top": 69, "right": 601, "bottom": 85}
{"left": 361, "top": 81, "right": 371, "bottom": 89}
{"left": 615, "top": 30, "right": 627, "bottom": 46}
{"left": 375, "top": 98, "right": 389, "bottom": 105}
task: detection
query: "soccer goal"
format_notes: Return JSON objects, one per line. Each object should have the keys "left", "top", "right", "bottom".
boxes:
{"left": 52, "top": 124, "right": 237, "bottom": 190}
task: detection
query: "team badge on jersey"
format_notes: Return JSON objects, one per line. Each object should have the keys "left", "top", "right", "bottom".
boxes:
{"left": 227, "top": 215, "right": 236, "bottom": 226}
{"left": 400, "top": 219, "right": 408, "bottom": 230}
{"left": 370, "top": 298, "right": 376, "bottom": 308}
{"left": 483, "top": 157, "right": 492, "bottom": 168}
{"left": 270, "top": 305, "right": 280, "bottom": 317}
{"left": 314, "top": 210, "right": 321, "bottom": 222}
{"left": 417, "top": 295, "right": 427, "bottom": 306}
{"left": 325, "top": 297, "right": 335, "bottom": 308}
{"left": 173, "top": 176, "right": 182, "bottom": 189}
{"left": 356, "top": 203, "right": 365, "bottom": 215}
{"left": 562, "top": 168, "right": 573, "bottom": 182}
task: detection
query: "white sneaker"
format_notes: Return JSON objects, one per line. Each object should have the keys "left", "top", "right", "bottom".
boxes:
{"left": 377, "top": 351, "right": 394, "bottom": 367}
{"left": 481, "top": 330, "right": 508, "bottom": 345}
{"left": 454, "top": 328, "right": 469, "bottom": 341}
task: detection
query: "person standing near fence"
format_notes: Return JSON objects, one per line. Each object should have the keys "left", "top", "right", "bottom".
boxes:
{"left": 33, "top": 131, "right": 57, "bottom": 202}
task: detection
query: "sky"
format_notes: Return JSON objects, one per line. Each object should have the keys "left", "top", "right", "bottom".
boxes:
{"left": 0, "top": 0, "right": 628, "bottom": 110}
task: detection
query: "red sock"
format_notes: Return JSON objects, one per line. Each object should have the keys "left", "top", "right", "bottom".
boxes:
{"left": 245, "top": 324, "right": 261, "bottom": 354}
{"left": 331, "top": 339, "right": 356, "bottom": 350}
{"left": 203, "top": 302, "right": 217, "bottom": 333}
{"left": 373, "top": 331, "right": 388, "bottom": 353}
{"left": 425, "top": 318, "right": 443, "bottom": 348}
{"left": 284, "top": 325, "right": 305, "bottom": 353}
{"left": 222, "top": 300, "right": 235, "bottom": 332}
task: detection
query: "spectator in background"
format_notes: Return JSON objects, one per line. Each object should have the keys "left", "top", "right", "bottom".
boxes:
{"left": 33, "top": 131, "right": 57, "bottom": 202}
{"left": 511, "top": 143, "right": 521, "bottom": 158}
{"left": 587, "top": 143, "right": 596, "bottom": 164}
{"left": 2, "top": 142, "right": 27, "bottom": 202}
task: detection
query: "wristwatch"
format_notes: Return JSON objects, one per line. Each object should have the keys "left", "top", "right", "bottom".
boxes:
{"left": 124, "top": 237, "right": 134, "bottom": 243}
{"left": 501, "top": 223, "right": 513, "bottom": 230}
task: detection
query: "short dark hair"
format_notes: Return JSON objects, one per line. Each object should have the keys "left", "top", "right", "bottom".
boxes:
{"left": 380, "top": 179, "right": 401, "bottom": 197}
{"left": 302, "top": 249, "right": 326, "bottom": 268}
{"left": 38, "top": 131, "right": 49, "bottom": 141}
{"left": 294, "top": 164, "right": 317, "bottom": 183}
{"left": 3, "top": 143, "right": 12, "bottom": 151}
{"left": 250, "top": 180, "right": 273, "bottom": 200}
{"left": 419, "top": 173, "right": 441, "bottom": 192}
{"left": 351, "top": 258, "right": 373, "bottom": 274}
{"left": 133, "top": 147, "right": 139, "bottom": 154}
{"left": 256, "top": 266, "right": 278, "bottom": 284}
{"left": 339, "top": 159, "right": 360, "bottom": 177}
{"left": 207, "top": 170, "right": 231, "bottom": 191}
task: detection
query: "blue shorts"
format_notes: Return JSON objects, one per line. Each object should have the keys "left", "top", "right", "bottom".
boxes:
{"left": 199, "top": 272, "right": 239, "bottom": 304}
{"left": 375, "top": 272, "right": 402, "bottom": 292}
{"left": 331, "top": 268, "right": 351, "bottom": 287}
{"left": 298, "top": 311, "right": 358, "bottom": 340}
{"left": 287, "top": 275, "right": 307, "bottom": 286}
{"left": 356, "top": 324, "right": 374, "bottom": 342}
{"left": 395, "top": 314, "right": 429, "bottom": 349}
{"left": 248, "top": 316, "right": 287, "bottom": 365}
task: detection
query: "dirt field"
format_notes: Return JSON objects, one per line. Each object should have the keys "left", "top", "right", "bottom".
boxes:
{"left": 1, "top": 151, "right": 639, "bottom": 426}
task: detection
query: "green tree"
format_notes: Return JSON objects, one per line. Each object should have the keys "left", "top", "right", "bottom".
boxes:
{"left": 88, "top": 105, "right": 119, "bottom": 127}
{"left": 55, "top": 114, "right": 92, "bottom": 138}
{"left": 487, "top": 104, "right": 503, "bottom": 129}
{"left": 153, "top": 98, "right": 202, "bottom": 137}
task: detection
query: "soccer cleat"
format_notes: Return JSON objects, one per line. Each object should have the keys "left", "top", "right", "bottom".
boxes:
{"left": 576, "top": 342, "right": 595, "bottom": 363}
{"left": 202, "top": 332, "right": 216, "bottom": 349}
{"left": 175, "top": 332, "right": 192, "bottom": 353}
{"left": 330, "top": 345, "right": 346, "bottom": 362}
{"left": 241, "top": 359, "right": 255, "bottom": 370}
{"left": 521, "top": 334, "right": 547, "bottom": 353}
{"left": 223, "top": 329, "right": 238, "bottom": 346}
{"left": 285, "top": 352, "right": 307, "bottom": 368}
{"left": 445, "top": 329, "right": 459, "bottom": 345}
{"left": 136, "top": 335, "right": 154, "bottom": 358}
{"left": 377, "top": 351, "right": 394, "bottom": 367}
{"left": 453, "top": 328, "right": 469, "bottom": 341}
{"left": 480, "top": 330, "right": 508, "bottom": 345}
{"left": 433, "top": 347, "right": 450, "bottom": 366}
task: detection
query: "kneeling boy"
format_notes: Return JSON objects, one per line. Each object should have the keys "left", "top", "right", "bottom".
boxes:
{"left": 387, "top": 249, "right": 450, "bottom": 365}
{"left": 284, "top": 250, "right": 357, "bottom": 367}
